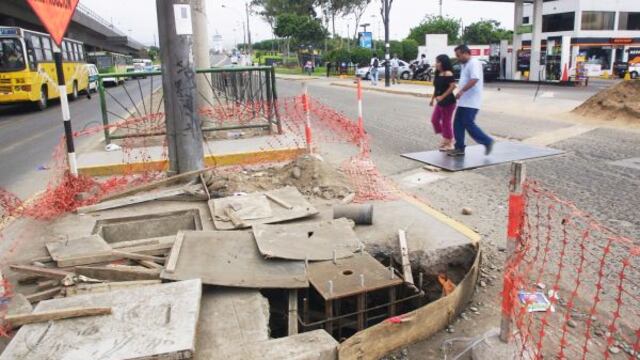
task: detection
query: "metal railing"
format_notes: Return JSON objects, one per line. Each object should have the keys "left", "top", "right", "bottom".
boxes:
{"left": 97, "top": 66, "right": 280, "bottom": 144}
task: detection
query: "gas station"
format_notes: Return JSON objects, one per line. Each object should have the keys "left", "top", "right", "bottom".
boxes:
{"left": 467, "top": 0, "right": 640, "bottom": 82}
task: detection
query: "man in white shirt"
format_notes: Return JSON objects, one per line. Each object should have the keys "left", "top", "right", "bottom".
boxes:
{"left": 448, "top": 44, "right": 494, "bottom": 157}
{"left": 390, "top": 53, "right": 400, "bottom": 84}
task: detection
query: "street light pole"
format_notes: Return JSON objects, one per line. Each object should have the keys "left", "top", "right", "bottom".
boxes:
{"left": 381, "top": 0, "right": 392, "bottom": 87}
{"left": 245, "top": 2, "right": 252, "bottom": 56}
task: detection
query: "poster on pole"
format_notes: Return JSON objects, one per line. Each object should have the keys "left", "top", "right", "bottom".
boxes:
{"left": 26, "top": 0, "right": 80, "bottom": 46}
{"left": 359, "top": 32, "right": 372, "bottom": 49}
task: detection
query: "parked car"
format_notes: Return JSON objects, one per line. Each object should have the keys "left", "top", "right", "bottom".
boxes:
{"left": 450, "top": 59, "right": 500, "bottom": 82}
{"left": 355, "top": 60, "right": 413, "bottom": 80}
{"left": 84, "top": 64, "right": 99, "bottom": 93}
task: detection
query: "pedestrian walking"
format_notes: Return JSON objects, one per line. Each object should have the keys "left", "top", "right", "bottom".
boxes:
{"left": 370, "top": 53, "right": 380, "bottom": 86}
{"left": 390, "top": 53, "right": 400, "bottom": 84}
{"left": 429, "top": 54, "right": 457, "bottom": 151}
{"left": 448, "top": 45, "right": 494, "bottom": 157}
{"left": 304, "top": 60, "right": 314, "bottom": 76}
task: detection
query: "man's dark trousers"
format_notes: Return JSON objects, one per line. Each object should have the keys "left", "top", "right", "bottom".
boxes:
{"left": 453, "top": 107, "right": 493, "bottom": 150}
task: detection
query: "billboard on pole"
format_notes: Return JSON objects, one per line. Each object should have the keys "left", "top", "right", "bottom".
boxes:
{"left": 359, "top": 32, "right": 372, "bottom": 49}
{"left": 26, "top": 0, "right": 80, "bottom": 46}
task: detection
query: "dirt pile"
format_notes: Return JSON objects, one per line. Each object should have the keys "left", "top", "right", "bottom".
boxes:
{"left": 572, "top": 81, "right": 640, "bottom": 122}
{"left": 205, "top": 155, "right": 353, "bottom": 200}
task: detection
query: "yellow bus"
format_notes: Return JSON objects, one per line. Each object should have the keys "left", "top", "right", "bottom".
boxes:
{"left": 0, "top": 26, "right": 89, "bottom": 110}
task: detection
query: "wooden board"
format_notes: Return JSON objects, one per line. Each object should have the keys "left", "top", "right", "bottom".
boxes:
{"left": 5, "top": 307, "right": 112, "bottom": 328}
{"left": 75, "top": 266, "right": 161, "bottom": 281}
{"left": 338, "top": 247, "right": 481, "bottom": 360}
{"left": 398, "top": 230, "right": 414, "bottom": 285}
{"left": 45, "top": 235, "right": 113, "bottom": 267}
{"left": 253, "top": 219, "right": 362, "bottom": 261}
{"left": 307, "top": 253, "right": 403, "bottom": 301}
{"left": 1, "top": 279, "right": 202, "bottom": 360}
{"left": 160, "top": 231, "right": 308, "bottom": 289}
{"left": 210, "top": 186, "right": 318, "bottom": 230}
{"left": 76, "top": 184, "right": 200, "bottom": 214}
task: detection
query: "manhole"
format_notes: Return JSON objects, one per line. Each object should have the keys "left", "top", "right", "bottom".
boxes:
{"left": 92, "top": 209, "right": 203, "bottom": 243}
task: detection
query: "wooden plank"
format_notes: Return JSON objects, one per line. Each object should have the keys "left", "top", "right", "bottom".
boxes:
{"left": 75, "top": 266, "right": 161, "bottom": 282}
{"left": 111, "top": 250, "right": 165, "bottom": 263}
{"left": 10, "top": 265, "right": 73, "bottom": 279}
{"left": 265, "top": 192, "right": 293, "bottom": 210}
{"left": 36, "top": 279, "right": 60, "bottom": 291}
{"left": 76, "top": 186, "right": 192, "bottom": 214}
{"left": 25, "top": 287, "right": 63, "bottom": 304}
{"left": 66, "top": 280, "right": 162, "bottom": 296}
{"left": 288, "top": 289, "right": 298, "bottom": 336}
{"left": 99, "top": 167, "right": 211, "bottom": 201}
{"left": 117, "top": 242, "right": 174, "bottom": 256}
{"left": 398, "top": 230, "right": 414, "bottom": 285}
{"left": 29, "top": 255, "right": 54, "bottom": 264}
{"left": 338, "top": 247, "right": 481, "bottom": 360}
{"left": 111, "top": 238, "right": 160, "bottom": 249}
{"left": 224, "top": 206, "right": 246, "bottom": 228}
{"left": 165, "top": 232, "right": 184, "bottom": 273}
{"left": 137, "top": 260, "right": 164, "bottom": 270}
{"left": 6, "top": 307, "right": 112, "bottom": 328}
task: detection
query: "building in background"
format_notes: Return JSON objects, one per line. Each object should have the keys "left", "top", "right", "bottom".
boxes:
{"left": 520, "top": 0, "right": 640, "bottom": 77}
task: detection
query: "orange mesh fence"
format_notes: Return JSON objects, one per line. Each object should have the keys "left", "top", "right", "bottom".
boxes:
{"left": 504, "top": 179, "right": 639, "bottom": 359}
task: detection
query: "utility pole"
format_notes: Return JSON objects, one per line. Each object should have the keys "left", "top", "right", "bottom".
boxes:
{"left": 192, "top": 0, "right": 213, "bottom": 111}
{"left": 381, "top": 0, "right": 392, "bottom": 87}
{"left": 245, "top": 2, "right": 252, "bottom": 56}
{"left": 439, "top": 0, "right": 443, "bottom": 17}
{"left": 53, "top": 44, "right": 78, "bottom": 176}
{"left": 156, "top": 0, "right": 205, "bottom": 174}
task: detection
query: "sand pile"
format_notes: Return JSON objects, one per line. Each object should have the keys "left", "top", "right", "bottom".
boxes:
{"left": 205, "top": 155, "right": 353, "bottom": 200}
{"left": 572, "top": 81, "right": 640, "bottom": 122}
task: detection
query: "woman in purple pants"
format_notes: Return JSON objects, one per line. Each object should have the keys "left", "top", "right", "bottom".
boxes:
{"left": 429, "top": 54, "right": 457, "bottom": 151}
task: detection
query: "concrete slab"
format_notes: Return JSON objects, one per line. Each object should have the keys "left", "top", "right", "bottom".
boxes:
{"left": 1, "top": 279, "right": 202, "bottom": 360}
{"left": 195, "top": 288, "right": 270, "bottom": 360}
{"left": 221, "top": 330, "right": 338, "bottom": 360}
{"left": 253, "top": 218, "right": 362, "bottom": 261}
{"left": 77, "top": 134, "right": 305, "bottom": 176}
{"left": 161, "top": 231, "right": 309, "bottom": 289}
{"left": 210, "top": 186, "right": 319, "bottom": 230}
{"left": 45, "top": 234, "right": 112, "bottom": 266}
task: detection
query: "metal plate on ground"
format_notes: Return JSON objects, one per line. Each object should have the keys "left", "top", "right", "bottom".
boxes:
{"left": 161, "top": 231, "right": 308, "bottom": 289}
{"left": 253, "top": 219, "right": 362, "bottom": 261}
{"left": 45, "top": 234, "right": 113, "bottom": 266}
{"left": 308, "top": 253, "right": 403, "bottom": 300}
{"left": 401, "top": 142, "right": 564, "bottom": 171}
{"left": 210, "top": 186, "right": 319, "bottom": 230}
{"left": 0, "top": 279, "right": 202, "bottom": 360}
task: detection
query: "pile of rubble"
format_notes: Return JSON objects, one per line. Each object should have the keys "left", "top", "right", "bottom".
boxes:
{"left": 572, "top": 80, "right": 640, "bottom": 123}
{"left": 0, "top": 155, "right": 449, "bottom": 359}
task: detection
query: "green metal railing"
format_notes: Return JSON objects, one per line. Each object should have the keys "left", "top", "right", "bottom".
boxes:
{"left": 97, "top": 66, "right": 280, "bottom": 144}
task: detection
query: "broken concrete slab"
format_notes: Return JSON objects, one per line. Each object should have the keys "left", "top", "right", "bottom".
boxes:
{"left": 161, "top": 231, "right": 308, "bottom": 289}
{"left": 194, "top": 288, "right": 270, "bottom": 360}
{"left": 252, "top": 218, "right": 362, "bottom": 261}
{"left": 6, "top": 294, "right": 32, "bottom": 316}
{"left": 220, "top": 330, "right": 338, "bottom": 360}
{"left": 45, "top": 234, "right": 113, "bottom": 267}
{"left": 210, "top": 186, "right": 318, "bottom": 230}
{"left": 0, "top": 279, "right": 202, "bottom": 360}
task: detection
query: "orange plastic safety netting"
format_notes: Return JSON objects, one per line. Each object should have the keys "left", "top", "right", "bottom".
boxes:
{"left": 503, "top": 179, "right": 639, "bottom": 359}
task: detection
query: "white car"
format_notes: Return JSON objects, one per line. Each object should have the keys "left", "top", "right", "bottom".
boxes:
{"left": 628, "top": 63, "right": 640, "bottom": 79}
{"left": 356, "top": 60, "right": 413, "bottom": 80}
{"left": 84, "top": 64, "right": 99, "bottom": 93}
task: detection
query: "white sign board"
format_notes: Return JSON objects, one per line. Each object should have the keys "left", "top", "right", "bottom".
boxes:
{"left": 173, "top": 4, "right": 193, "bottom": 35}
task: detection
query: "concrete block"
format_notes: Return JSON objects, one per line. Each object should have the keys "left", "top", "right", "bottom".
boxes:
{"left": 222, "top": 330, "right": 338, "bottom": 360}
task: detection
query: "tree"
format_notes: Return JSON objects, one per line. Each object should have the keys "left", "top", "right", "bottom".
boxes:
{"left": 401, "top": 39, "right": 418, "bottom": 61}
{"left": 461, "top": 19, "right": 513, "bottom": 44}
{"left": 251, "top": 0, "right": 317, "bottom": 29}
{"left": 275, "top": 14, "right": 327, "bottom": 60}
{"left": 407, "top": 15, "right": 461, "bottom": 45}
{"left": 343, "top": 0, "right": 371, "bottom": 39}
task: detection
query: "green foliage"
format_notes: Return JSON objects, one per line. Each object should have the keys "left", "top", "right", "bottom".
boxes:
{"left": 350, "top": 47, "right": 372, "bottom": 66}
{"left": 407, "top": 15, "right": 461, "bottom": 45}
{"left": 146, "top": 46, "right": 159, "bottom": 62}
{"left": 275, "top": 14, "right": 327, "bottom": 46}
{"left": 251, "top": 0, "right": 317, "bottom": 26}
{"left": 252, "top": 39, "right": 282, "bottom": 51}
{"left": 401, "top": 39, "right": 418, "bottom": 61}
{"left": 326, "top": 48, "right": 351, "bottom": 63}
{"left": 461, "top": 20, "right": 513, "bottom": 45}
{"left": 389, "top": 40, "right": 403, "bottom": 59}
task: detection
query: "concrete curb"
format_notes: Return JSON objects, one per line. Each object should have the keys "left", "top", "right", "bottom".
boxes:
{"left": 398, "top": 79, "right": 433, "bottom": 86}
{"left": 330, "top": 82, "right": 431, "bottom": 98}
{"left": 78, "top": 148, "right": 306, "bottom": 177}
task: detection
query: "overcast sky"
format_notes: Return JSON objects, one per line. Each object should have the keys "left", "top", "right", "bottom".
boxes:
{"left": 80, "top": 0, "right": 515, "bottom": 48}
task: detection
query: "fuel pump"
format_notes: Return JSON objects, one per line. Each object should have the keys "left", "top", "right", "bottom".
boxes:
{"left": 545, "top": 40, "right": 562, "bottom": 81}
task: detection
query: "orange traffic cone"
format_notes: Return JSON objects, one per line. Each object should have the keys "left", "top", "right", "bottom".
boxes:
{"left": 561, "top": 63, "right": 569, "bottom": 82}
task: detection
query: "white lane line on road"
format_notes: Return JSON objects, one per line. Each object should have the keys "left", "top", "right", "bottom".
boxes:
{"left": 523, "top": 124, "right": 597, "bottom": 147}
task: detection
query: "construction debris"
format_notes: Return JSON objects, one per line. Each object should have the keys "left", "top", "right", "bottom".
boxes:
{"left": 572, "top": 80, "right": 640, "bottom": 123}
{"left": 5, "top": 306, "right": 112, "bottom": 328}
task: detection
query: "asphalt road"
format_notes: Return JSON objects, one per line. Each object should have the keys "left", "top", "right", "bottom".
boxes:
{"left": 277, "top": 79, "right": 640, "bottom": 243}
{"left": 0, "top": 77, "right": 159, "bottom": 198}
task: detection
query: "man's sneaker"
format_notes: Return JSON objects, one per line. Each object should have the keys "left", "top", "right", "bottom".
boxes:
{"left": 485, "top": 141, "right": 495, "bottom": 156}
{"left": 447, "top": 148, "right": 465, "bottom": 157}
